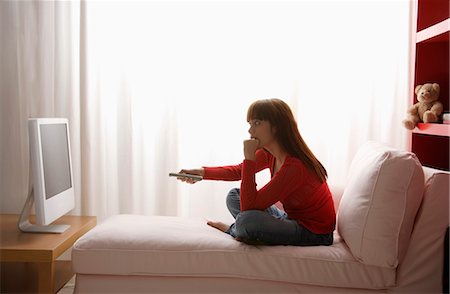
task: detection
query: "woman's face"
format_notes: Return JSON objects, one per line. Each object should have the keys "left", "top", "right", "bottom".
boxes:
{"left": 248, "top": 119, "right": 276, "bottom": 148}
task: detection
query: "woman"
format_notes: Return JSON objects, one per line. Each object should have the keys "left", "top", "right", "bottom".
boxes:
{"left": 178, "top": 98, "right": 335, "bottom": 246}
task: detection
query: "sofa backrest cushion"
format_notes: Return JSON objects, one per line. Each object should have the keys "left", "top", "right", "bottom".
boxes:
{"left": 337, "top": 141, "right": 424, "bottom": 268}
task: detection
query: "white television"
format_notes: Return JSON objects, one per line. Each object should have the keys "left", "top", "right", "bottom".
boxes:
{"left": 18, "top": 118, "right": 75, "bottom": 233}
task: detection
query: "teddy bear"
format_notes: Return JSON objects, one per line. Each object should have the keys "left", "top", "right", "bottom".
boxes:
{"left": 402, "top": 83, "right": 443, "bottom": 130}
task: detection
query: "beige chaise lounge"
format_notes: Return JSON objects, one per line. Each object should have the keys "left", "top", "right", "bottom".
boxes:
{"left": 72, "top": 142, "right": 449, "bottom": 293}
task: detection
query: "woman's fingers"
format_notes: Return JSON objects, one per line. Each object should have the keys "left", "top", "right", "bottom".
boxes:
{"left": 176, "top": 169, "right": 200, "bottom": 184}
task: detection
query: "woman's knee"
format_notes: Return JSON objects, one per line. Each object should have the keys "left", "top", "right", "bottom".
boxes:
{"left": 234, "top": 210, "right": 265, "bottom": 239}
{"left": 226, "top": 188, "right": 240, "bottom": 207}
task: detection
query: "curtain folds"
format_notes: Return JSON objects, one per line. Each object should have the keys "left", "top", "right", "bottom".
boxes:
{"left": 0, "top": 0, "right": 82, "bottom": 216}
{"left": 1, "top": 1, "right": 411, "bottom": 223}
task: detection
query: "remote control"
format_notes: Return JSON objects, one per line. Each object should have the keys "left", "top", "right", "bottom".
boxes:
{"left": 169, "top": 173, "right": 203, "bottom": 181}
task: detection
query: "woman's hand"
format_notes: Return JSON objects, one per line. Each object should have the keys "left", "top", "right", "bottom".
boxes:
{"left": 243, "top": 139, "right": 259, "bottom": 161}
{"left": 177, "top": 168, "right": 204, "bottom": 184}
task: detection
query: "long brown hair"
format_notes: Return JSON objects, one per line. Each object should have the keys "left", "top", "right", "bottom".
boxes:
{"left": 247, "top": 98, "right": 327, "bottom": 182}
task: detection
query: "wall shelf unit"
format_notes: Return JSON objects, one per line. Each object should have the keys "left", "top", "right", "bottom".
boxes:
{"left": 410, "top": 0, "right": 449, "bottom": 171}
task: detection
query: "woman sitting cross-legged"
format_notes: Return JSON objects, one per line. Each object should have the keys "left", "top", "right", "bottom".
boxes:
{"left": 177, "top": 98, "right": 336, "bottom": 246}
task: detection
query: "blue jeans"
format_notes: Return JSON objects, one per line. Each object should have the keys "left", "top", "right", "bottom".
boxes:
{"left": 225, "top": 188, "right": 333, "bottom": 246}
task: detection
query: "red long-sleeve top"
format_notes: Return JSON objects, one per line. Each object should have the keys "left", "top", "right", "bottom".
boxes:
{"left": 203, "top": 149, "right": 336, "bottom": 234}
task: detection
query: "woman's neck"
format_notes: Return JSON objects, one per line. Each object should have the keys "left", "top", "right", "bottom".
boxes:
{"left": 265, "top": 141, "right": 288, "bottom": 165}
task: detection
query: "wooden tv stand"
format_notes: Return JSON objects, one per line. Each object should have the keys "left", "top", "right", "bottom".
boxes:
{"left": 0, "top": 214, "right": 96, "bottom": 293}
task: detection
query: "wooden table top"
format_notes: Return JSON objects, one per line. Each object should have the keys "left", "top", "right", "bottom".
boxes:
{"left": 0, "top": 214, "right": 96, "bottom": 262}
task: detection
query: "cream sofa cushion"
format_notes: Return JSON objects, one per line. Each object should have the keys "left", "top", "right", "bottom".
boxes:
{"left": 337, "top": 141, "right": 424, "bottom": 268}
{"left": 72, "top": 214, "right": 396, "bottom": 289}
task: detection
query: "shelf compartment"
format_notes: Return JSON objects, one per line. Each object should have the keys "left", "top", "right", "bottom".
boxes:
{"left": 413, "top": 123, "right": 450, "bottom": 137}
{"left": 416, "top": 18, "right": 449, "bottom": 43}
{"left": 412, "top": 133, "right": 449, "bottom": 171}
{"left": 414, "top": 38, "right": 449, "bottom": 112}
{"left": 417, "top": 0, "right": 449, "bottom": 31}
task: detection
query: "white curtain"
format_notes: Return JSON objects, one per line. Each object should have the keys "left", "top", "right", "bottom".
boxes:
{"left": 1, "top": 1, "right": 411, "bottom": 224}
{"left": 0, "top": 1, "right": 83, "bottom": 215}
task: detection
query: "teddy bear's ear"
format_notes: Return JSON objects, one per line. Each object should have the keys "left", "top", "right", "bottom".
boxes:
{"left": 415, "top": 85, "right": 422, "bottom": 95}
{"left": 432, "top": 83, "right": 440, "bottom": 96}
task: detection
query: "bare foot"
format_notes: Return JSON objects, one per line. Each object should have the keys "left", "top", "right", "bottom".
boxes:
{"left": 207, "top": 221, "right": 230, "bottom": 233}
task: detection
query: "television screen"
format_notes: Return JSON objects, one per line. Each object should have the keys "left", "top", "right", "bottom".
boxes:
{"left": 40, "top": 124, "right": 72, "bottom": 199}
